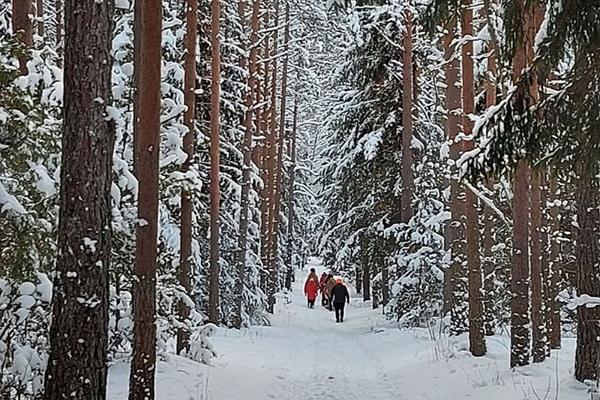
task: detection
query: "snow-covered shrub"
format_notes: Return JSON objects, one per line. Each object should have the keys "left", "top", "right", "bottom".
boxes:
{"left": 0, "top": 275, "right": 52, "bottom": 399}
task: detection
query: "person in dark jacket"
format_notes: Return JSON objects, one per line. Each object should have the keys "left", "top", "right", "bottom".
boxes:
{"left": 330, "top": 277, "right": 350, "bottom": 323}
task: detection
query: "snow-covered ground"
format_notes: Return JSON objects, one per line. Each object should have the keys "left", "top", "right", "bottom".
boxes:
{"left": 108, "top": 257, "right": 589, "bottom": 400}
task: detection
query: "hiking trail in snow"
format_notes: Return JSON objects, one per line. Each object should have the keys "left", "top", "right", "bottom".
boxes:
{"left": 108, "top": 257, "right": 585, "bottom": 400}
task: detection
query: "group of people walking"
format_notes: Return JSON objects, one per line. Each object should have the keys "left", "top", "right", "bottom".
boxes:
{"left": 304, "top": 268, "right": 350, "bottom": 323}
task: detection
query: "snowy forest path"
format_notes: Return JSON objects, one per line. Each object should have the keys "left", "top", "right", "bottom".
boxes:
{"left": 209, "top": 257, "right": 409, "bottom": 400}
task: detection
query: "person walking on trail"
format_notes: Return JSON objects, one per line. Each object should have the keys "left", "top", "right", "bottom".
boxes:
{"left": 324, "top": 274, "right": 336, "bottom": 311}
{"left": 304, "top": 268, "right": 320, "bottom": 308}
{"left": 330, "top": 277, "right": 350, "bottom": 323}
{"left": 319, "top": 272, "right": 329, "bottom": 306}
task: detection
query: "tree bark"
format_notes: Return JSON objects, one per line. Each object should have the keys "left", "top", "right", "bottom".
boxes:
{"left": 129, "top": 0, "right": 162, "bottom": 398}
{"left": 547, "top": 175, "right": 562, "bottom": 348}
{"left": 574, "top": 171, "right": 600, "bottom": 382}
{"left": 177, "top": 0, "right": 198, "bottom": 353}
{"left": 530, "top": 170, "right": 547, "bottom": 362}
{"left": 11, "top": 0, "right": 33, "bottom": 74}
{"left": 401, "top": 9, "right": 414, "bottom": 224}
{"left": 265, "top": 0, "right": 280, "bottom": 313}
{"left": 462, "top": 1, "right": 486, "bottom": 357}
{"left": 285, "top": 98, "right": 298, "bottom": 290}
{"left": 258, "top": 3, "right": 271, "bottom": 291}
{"left": 55, "top": 0, "right": 62, "bottom": 65}
{"left": 234, "top": 0, "right": 261, "bottom": 329}
{"left": 271, "top": 2, "right": 290, "bottom": 294}
{"left": 530, "top": 5, "right": 549, "bottom": 362}
{"left": 482, "top": 13, "right": 497, "bottom": 337}
{"left": 36, "top": 0, "right": 44, "bottom": 38}
{"left": 441, "top": 20, "right": 466, "bottom": 333}
{"left": 208, "top": 0, "right": 222, "bottom": 324}
{"left": 362, "top": 242, "right": 371, "bottom": 301}
{"left": 43, "top": 2, "right": 114, "bottom": 399}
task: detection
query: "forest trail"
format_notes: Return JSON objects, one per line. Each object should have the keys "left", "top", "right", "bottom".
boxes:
{"left": 209, "top": 257, "right": 410, "bottom": 400}
{"left": 108, "top": 257, "right": 581, "bottom": 400}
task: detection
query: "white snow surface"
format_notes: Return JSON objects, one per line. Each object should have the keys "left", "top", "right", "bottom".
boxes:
{"left": 108, "top": 258, "right": 586, "bottom": 400}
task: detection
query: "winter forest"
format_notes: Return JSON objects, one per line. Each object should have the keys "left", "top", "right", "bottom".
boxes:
{"left": 0, "top": 0, "right": 599, "bottom": 399}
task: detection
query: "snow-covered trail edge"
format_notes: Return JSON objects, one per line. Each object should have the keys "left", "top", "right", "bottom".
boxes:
{"left": 108, "top": 257, "right": 586, "bottom": 400}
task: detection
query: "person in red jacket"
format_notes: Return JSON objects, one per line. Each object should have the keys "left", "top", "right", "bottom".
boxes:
{"left": 304, "top": 269, "right": 320, "bottom": 308}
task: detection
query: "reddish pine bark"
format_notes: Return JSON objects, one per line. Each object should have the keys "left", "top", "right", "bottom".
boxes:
{"left": 285, "top": 98, "right": 298, "bottom": 290}
{"left": 177, "top": 0, "right": 198, "bottom": 353}
{"left": 547, "top": 175, "right": 562, "bottom": 348}
{"left": 574, "top": 171, "right": 600, "bottom": 382}
{"left": 12, "top": 0, "right": 33, "bottom": 74}
{"left": 265, "top": 0, "right": 280, "bottom": 313}
{"left": 441, "top": 20, "right": 466, "bottom": 331}
{"left": 43, "top": 1, "right": 114, "bottom": 399}
{"left": 462, "top": 1, "right": 486, "bottom": 357}
{"left": 208, "top": 0, "right": 222, "bottom": 324}
{"left": 271, "top": 2, "right": 290, "bottom": 295}
{"left": 234, "top": 0, "right": 261, "bottom": 329}
{"left": 482, "top": 16, "right": 498, "bottom": 337}
{"left": 129, "top": 0, "right": 162, "bottom": 398}
{"left": 36, "top": 0, "right": 44, "bottom": 37}
{"left": 401, "top": 10, "right": 414, "bottom": 224}
{"left": 509, "top": 0, "right": 532, "bottom": 369}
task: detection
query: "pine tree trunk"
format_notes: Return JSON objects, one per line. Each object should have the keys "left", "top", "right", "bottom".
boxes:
{"left": 234, "top": 0, "right": 260, "bottom": 329}
{"left": 271, "top": 2, "right": 290, "bottom": 293}
{"left": 441, "top": 20, "right": 466, "bottom": 332}
{"left": 530, "top": 5, "right": 549, "bottom": 362}
{"left": 11, "top": 0, "right": 33, "bottom": 74}
{"left": 177, "top": 0, "right": 198, "bottom": 352}
{"left": 129, "top": 0, "right": 162, "bottom": 398}
{"left": 43, "top": 2, "right": 114, "bottom": 399}
{"left": 530, "top": 170, "right": 547, "bottom": 362}
{"left": 574, "top": 170, "right": 600, "bottom": 382}
{"left": 547, "top": 175, "right": 562, "bottom": 348}
{"left": 207, "top": 0, "right": 222, "bottom": 324}
{"left": 285, "top": 98, "right": 298, "bottom": 290}
{"left": 265, "top": 0, "right": 280, "bottom": 313}
{"left": 400, "top": 10, "right": 413, "bottom": 224}
{"left": 511, "top": 159, "right": 531, "bottom": 367}
{"left": 55, "top": 0, "right": 62, "bottom": 65}
{"left": 381, "top": 255, "right": 389, "bottom": 307}
{"left": 462, "top": 1, "right": 486, "bottom": 357}
{"left": 258, "top": 3, "right": 271, "bottom": 292}
{"left": 362, "top": 243, "right": 371, "bottom": 301}
{"left": 482, "top": 15, "right": 497, "bottom": 337}
{"left": 36, "top": 0, "right": 44, "bottom": 38}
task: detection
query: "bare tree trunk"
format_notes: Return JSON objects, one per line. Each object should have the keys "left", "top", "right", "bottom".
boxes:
{"left": 441, "top": 20, "right": 465, "bottom": 332}
{"left": 530, "top": 5, "right": 549, "bottom": 363}
{"left": 36, "top": 0, "right": 44, "bottom": 38}
{"left": 55, "top": 0, "right": 62, "bottom": 65}
{"left": 547, "top": 175, "right": 562, "bottom": 348}
{"left": 265, "top": 0, "right": 280, "bottom": 313}
{"left": 510, "top": 0, "right": 532, "bottom": 368}
{"left": 461, "top": 1, "right": 486, "bottom": 357}
{"left": 234, "top": 0, "right": 261, "bottom": 329}
{"left": 401, "top": 9, "right": 413, "bottom": 224}
{"left": 574, "top": 170, "right": 600, "bottom": 382}
{"left": 271, "top": 2, "right": 290, "bottom": 294}
{"left": 362, "top": 241, "right": 371, "bottom": 301}
{"left": 43, "top": 1, "right": 114, "bottom": 399}
{"left": 11, "top": 0, "right": 33, "bottom": 74}
{"left": 208, "top": 0, "right": 222, "bottom": 324}
{"left": 285, "top": 98, "right": 298, "bottom": 290}
{"left": 177, "top": 0, "right": 198, "bottom": 353}
{"left": 530, "top": 170, "right": 547, "bottom": 362}
{"left": 129, "top": 0, "right": 162, "bottom": 398}
{"left": 258, "top": 4, "right": 271, "bottom": 291}
{"left": 482, "top": 9, "right": 497, "bottom": 337}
